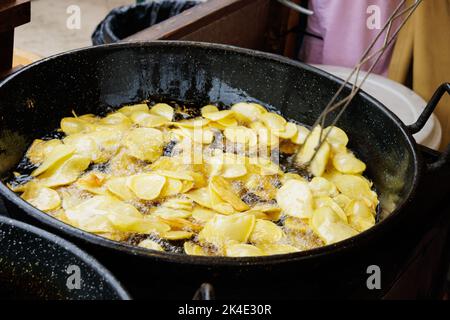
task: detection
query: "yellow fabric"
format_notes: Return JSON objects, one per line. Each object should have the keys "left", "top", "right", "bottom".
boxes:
{"left": 388, "top": 0, "right": 450, "bottom": 150}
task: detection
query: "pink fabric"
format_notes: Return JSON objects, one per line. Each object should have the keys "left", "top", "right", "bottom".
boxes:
{"left": 300, "top": 0, "right": 404, "bottom": 75}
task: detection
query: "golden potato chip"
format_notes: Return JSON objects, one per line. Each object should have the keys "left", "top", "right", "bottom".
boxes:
{"left": 138, "top": 239, "right": 164, "bottom": 251}
{"left": 291, "top": 125, "right": 310, "bottom": 145}
{"left": 75, "top": 172, "right": 108, "bottom": 195}
{"left": 332, "top": 152, "right": 366, "bottom": 174}
{"left": 161, "top": 231, "right": 193, "bottom": 240}
{"left": 260, "top": 112, "right": 287, "bottom": 132}
{"left": 26, "top": 139, "right": 63, "bottom": 164}
{"left": 199, "top": 214, "right": 255, "bottom": 246}
{"left": 324, "top": 126, "right": 349, "bottom": 152}
{"left": 276, "top": 179, "right": 313, "bottom": 218}
{"left": 31, "top": 144, "right": 75, "bottom": 177}
{"left": 184, "top": 242, "right": 208, "bottom": 256}
{"left": 203, "top": 110, "right": 234, "bottom": 121}
{"left": 273, "top": 122, "right": 298, "bottom": 139}
{"left": 314, "top": 197, "right": 348, "bottom": 223}
{"left": 106, "top": 177, "right": 136, "bottom": 200}
{"left": 296, "top": 126, "right": 330, "bottom": 177}
{"left": 129, "top": 111, "right": 169, "bottom": 128}
{"left": 127, "top": 173, "right": 166, "bottom": 200}
{"left": 117, "top": 103, "right": 149, "bottom": 116}
{"left": 123, "top": 128, "right": 164, "bottom": 162}
{"left": 210, "top": 176, "right": 249, "bottom": 211}
{"left": 152, "top": 207, "right": 192, "bottom": 219}
{"left": 257, "top": 243, "right": 299, "bottom": 255}
{"left": 310, "top": 207, "right": 357, "bottom": 245}
{"left": 309, "top": 177, "right": 338, "bottom": 197}
{"left": 21, "top": 183, "right": 61, "bottom": 211}
{"left": 192, "top": 206, "right": 218, "bottom": 223}
{"left": 39, "top": 155, "right": 91, "bottom": 188}
{"left": 231, "top": 102, "right": 266, "bottom": 123}
{"left": 225, "top": 243, "right": 264, "bottom": 257}
{"left": 159, "top": 178, "right": 183, "bottom": 197}
{"left": 201, "top": 105, "right": 219, "bottom": 115}
{"left": 249, "top": 219, "right": 284, "bottom": 244}
{"left": 61, "top": 117, "right": 93, "bottom": 135}
{"left": 150, "top": 103, "right": 174, "bottom": 121}
{"left": 346, "top": 200, "right": 376, "bottom": 232}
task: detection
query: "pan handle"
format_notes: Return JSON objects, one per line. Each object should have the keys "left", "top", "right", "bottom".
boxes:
{"left": 408, "top": 83, "right": 450, "bottom": 172}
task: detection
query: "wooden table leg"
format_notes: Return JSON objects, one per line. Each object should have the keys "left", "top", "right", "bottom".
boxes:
{"left": 0, "top": 29, "right": 14, "bottom": 72}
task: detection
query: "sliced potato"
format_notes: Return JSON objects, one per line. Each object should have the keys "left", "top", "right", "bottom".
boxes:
{"left": 26, "top": 139, "right": 63, "bottom": 164}
{"left": 198, "top": 214, "right": 255, "bottom": 246}
{"left": 295, "top": 126, "right": 330, "bottom": 176}
{"left": 276, "top": 179, "right": 313, "bottom": 218}
{"left": 309, "top": 177, "right": 338, "bottom": 197}
{"left": 31, "top": 144, "right": 75, "bottom": 177}
{"left": 21, "top": 183, "right": 61, "bottom": 211}
{"left": 257, "top": 243, "right": 299, "bottom": 255}
{"left": 332, "top": 152, "right": 366, "bottom": 174}
{"left": 150, "top": 103, "right": 174, "bottom": 121}
{"left": 291, "top": 126, "right": 310, "bottom": 145}
{"left": 117, "top": 103, "right": 149, "bottom": 116}
{"left": 39, "top": 155, "right": 91, "bottom": 188}
{"left": 260, "top": 112, "right": 286, "bottom": 132}
{"left": 249, "top": 219, "right": 284, "bottom": 244}
{"left": 346, "top": 200, "right": 376, "bottom": 232}
{"left": 106, "top": 177, "right": 135, "bottom": 201}
{"left": 127, "top": 173, "right": 166, "bottom": 200}
{"left": 210, "top": 176, "right": 249, "bottom": 211}
{"left": 231, "top": 103, "right": 266, "bottom": 123}
{"left": 184, "top": 241, "right": 207, "bottom": 256}
{"left": 138, "top": 239, "right": 164, "bottom": 251}
{"left": 225, "top": 243, "right": 264, "bottom": 257}
{"left": 123, "top": 128, "right": 164, "bottom": 162}
{"left": 310, "top": 207, "right": 358, "bottom": 245}
{"left": 161, "top": 230, "right": 193, "bottom": 240}
{"left": 273, "top": 122, "right": 298, "bottom": 139}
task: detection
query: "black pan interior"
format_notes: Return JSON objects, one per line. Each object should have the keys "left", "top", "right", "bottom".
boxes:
{"left": 0, "top": 216, "right": 130, "bottom": 300}
{"left": 0, "top": 42, "right": 417, "bottom": 237}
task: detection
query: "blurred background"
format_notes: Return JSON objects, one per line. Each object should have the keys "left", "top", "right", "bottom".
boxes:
{"left": 15, "top": 0, "right": 133, "bottom": 57}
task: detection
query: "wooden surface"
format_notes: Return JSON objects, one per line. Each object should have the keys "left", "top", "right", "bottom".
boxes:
{"left": 126, "top": 0, "right": 296, "bottom": 55}
{"left": 13, "top": 48, "right": 40, "bottom": 67}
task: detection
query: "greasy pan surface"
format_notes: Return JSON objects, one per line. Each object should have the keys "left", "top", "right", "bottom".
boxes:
{"left": 0, "top": 41, "right": 420, "bottom": 267}
{"left": 0, "top": 215, "right": 130, "bottom": 299}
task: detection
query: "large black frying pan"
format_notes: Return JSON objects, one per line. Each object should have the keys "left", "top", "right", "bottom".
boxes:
{"left": 0, "top": 42, "right": 448, "bottom": 299}
{"left": 0, "top": 215, "right": 130, "bottom": 300}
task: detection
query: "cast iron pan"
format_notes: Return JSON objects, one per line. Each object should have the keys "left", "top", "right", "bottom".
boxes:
{"left": 0, "top": 42, "right": 448, "bottom": 298}
{"left": 0, "top": 215, "right": 130, "bottom": 300}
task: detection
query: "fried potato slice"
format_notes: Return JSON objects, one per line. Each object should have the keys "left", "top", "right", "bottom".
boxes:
{"left": 332, "top": 152, "right": 366, "bottom": 174}
{"left": 123, "top": 128, "right": 164, "bottom": 162}
{"left": 31, "top": 144, "right": 75, "bottom": 177}
{"left": 199, "top": 214, "right": 255, "bottom": 246}
{"left": 21, "top": 183, "right": 61, "bottom": 211}
{"left": 276, "top": 179, "right": 313, "bottom": 219}
{"left": 138, "top": 239, "right": 164, "bottom": 251}
{"left": 249, "top": 219, "right": 284, "bottom": 244}
{"left": 127, "top": 173, "right": 166, "bottom": 200}
{"left": 150, "top": 103, "right": 174, "bottom": 121}
{"left": 225, "top": 242, "right": 264, "bottom": 257}
{"left": 310, "top": 207, "right": 358, "bottom": 245}
{"left": 210, "top": 176, "right": 249, "bottom": 211}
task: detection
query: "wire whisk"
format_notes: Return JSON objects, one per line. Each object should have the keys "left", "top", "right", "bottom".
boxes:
{"left": 297, "top": 0, "right": 423, "bottom": 169}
